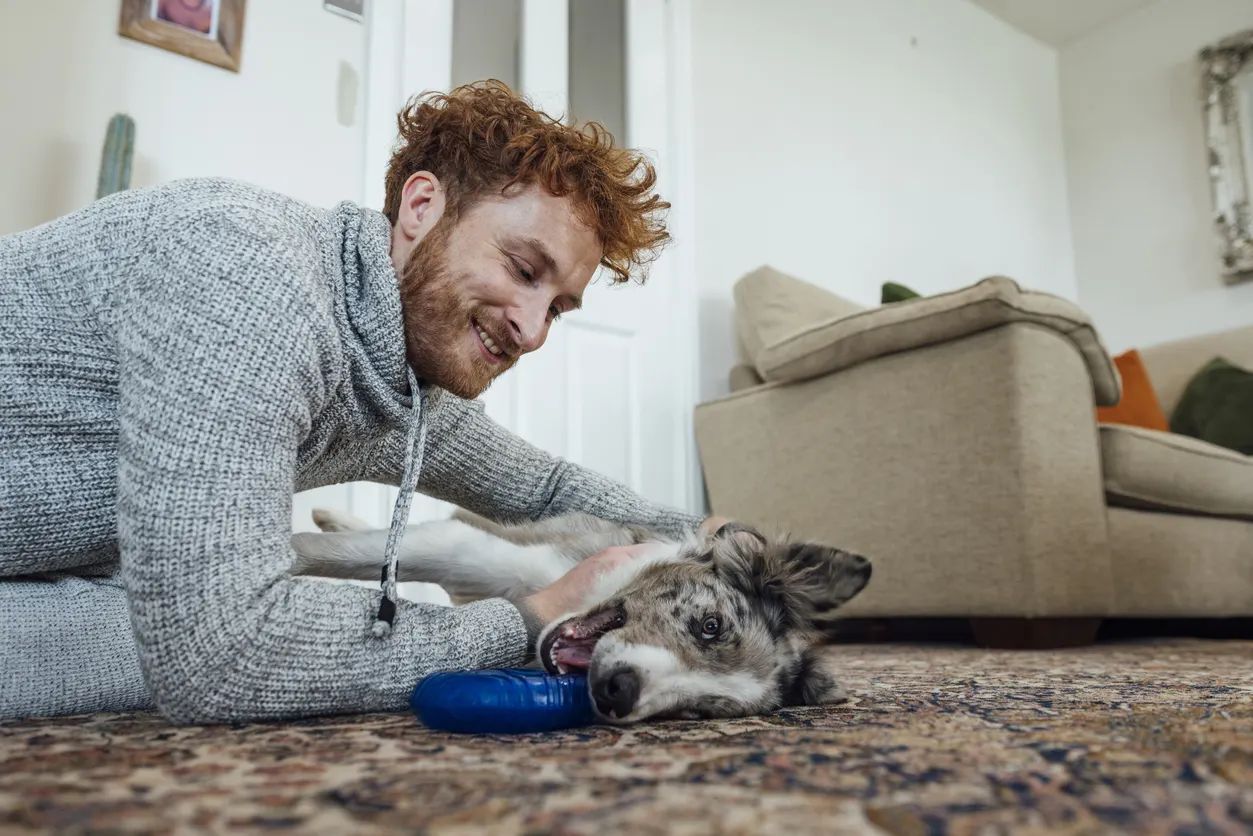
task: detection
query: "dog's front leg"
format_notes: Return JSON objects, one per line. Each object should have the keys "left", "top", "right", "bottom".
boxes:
{"left": 290, "top": 519, "right": 577, "bottom": 603}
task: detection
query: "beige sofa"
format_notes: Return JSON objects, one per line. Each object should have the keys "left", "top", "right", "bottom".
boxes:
{"left": 694, "top": 267, "right": 1253, "bottom": 648}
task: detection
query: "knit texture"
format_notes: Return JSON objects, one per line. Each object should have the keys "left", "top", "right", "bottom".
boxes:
{"left": 0, "top": 178, "right": 703, "bottom": 723}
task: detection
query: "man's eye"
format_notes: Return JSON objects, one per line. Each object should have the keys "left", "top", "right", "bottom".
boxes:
{"left": 510, "top": 258, "right": 534, "bottom": 282}
{"left": 548, "top": 305, "right": 563, "bottom": 321}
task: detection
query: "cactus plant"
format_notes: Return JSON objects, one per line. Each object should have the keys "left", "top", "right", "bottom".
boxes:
{"left": 96, "top": 114, "right": 135, "bottom": 199}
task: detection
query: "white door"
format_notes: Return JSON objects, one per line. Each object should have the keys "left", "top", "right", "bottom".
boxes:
{"left": 479, "top": 0, "right": 697, "bottom": 509}
{"left": 293, "top": 0, "right": 700, "bottom": 606}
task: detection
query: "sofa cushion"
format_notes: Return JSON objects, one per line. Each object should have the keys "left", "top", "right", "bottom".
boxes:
{"left": 1139, "top": 324, "right": 1253, "bottom": 415}
{"left": 728, "top": 363, "right": 764, "bottom": 392}
{"left": 1095, "top": 349, "right": 1170, "bottom": 432}
{"left": 745, "top": 275, "right": 1122, "bottom": 407}
{"left": 732, "top": 266, "right": 864, "bottom": 370}
{"left": 1100, "top": 424, "right": 1253, "bottom": 521}
{"left": 881, "top": 282, "right": 921, "bottom": 304}
{"left": 1169, "top": 356, "right": 1253, "bottom": 455}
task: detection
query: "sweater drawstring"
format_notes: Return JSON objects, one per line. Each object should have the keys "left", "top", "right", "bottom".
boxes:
{"left": 371, "top": 366, "right": 426, "bottom": 638}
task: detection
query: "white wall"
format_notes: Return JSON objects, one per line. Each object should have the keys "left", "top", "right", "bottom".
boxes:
{"left": 0, "top": 1, "right": 460, "bottom": 600}
{"left": 690, "top": 0, "right": 1078, "bottom": 401}
{"left": 1060, "top": 0, "right": 1253, "bottom": 355}
{"left": 0, "top": 2, "right": 382, "bottom": 533}
{"left": 0, "top": 0, "right": 366, "bottom": 237}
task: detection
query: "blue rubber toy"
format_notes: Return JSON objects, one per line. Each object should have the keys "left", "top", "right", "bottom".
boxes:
{"left": 410, "top": 668, "right": 597, "bottom": 734}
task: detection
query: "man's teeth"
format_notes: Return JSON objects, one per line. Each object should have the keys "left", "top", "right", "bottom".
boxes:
{"left": 476, "top": 326, "right": 503, "bottom": 356}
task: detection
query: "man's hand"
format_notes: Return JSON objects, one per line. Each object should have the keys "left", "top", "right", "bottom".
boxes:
{"left": 514, "top": 522, "right": 731, "bottom": 655}
{"left": 521, "top": 544, "right": 654, "bottom": 626}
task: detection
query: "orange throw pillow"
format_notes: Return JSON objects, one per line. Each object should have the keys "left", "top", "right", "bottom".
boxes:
{"left": 1096, "top": 349, "right": 1169, "bottom": 432}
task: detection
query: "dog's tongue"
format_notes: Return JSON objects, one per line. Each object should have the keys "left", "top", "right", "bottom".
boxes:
{"left": 554, "top": 643, "right": 594, "bottom": 670}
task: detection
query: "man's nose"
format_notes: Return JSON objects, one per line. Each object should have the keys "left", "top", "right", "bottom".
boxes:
{"left": 506, "top": 304, "right": 547, "bottom": 353}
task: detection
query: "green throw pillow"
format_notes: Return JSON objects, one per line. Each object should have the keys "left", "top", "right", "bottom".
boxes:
{"left": 881, "top": 282, "right": 921, "bottom": 304}
{"left": 1169, "top": 356, "right": 1253, "bottom": 456}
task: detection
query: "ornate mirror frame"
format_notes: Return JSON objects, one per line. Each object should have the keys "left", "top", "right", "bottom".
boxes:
{"left": 1200, "top": 29, "right": 1253, "bottom": 284}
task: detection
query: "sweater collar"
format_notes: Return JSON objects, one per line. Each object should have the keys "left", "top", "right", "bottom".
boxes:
{"left": 330, "top": 199, "right": 416, "bottom": 420}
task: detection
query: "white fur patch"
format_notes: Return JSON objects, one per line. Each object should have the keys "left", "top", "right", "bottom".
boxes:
{"left": 593, "top": 638, "right": 769, "bottom": 722}
{"left": 290, "top": 519, "right": 576, "bottom": 601}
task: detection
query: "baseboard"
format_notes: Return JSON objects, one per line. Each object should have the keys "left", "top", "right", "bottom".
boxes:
{"left": 821, "top": 617, "right": 1253, "bottom": 645}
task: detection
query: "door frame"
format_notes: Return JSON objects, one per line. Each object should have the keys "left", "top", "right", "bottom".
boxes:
{"left": 358, "top": 0, "right": 704, "bottom": 516}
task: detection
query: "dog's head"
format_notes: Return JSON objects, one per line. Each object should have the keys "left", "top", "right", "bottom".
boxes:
{"left": 538, "top": 523, "right": 871, "bottom": 724}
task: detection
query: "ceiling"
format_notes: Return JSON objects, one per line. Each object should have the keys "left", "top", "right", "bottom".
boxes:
{"left": 968, "top": 0, "right": 1159, "bottom": 47}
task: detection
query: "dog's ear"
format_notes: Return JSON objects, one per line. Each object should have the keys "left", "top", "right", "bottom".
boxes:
{"left": 711, "top": 521, "right": 767, "bottom": 549}
{"left": 710, "top": 533, "right": 870, "bottom": 636}
{"left": 781, "top": 649, "right": 850, "bottom": 707}
{"left": 775, "top": 542, "right": 872, "bottom": 629}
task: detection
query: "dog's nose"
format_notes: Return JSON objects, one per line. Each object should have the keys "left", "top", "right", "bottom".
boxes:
{"left": 592, "top": 667, "right": 640, "bottom": 719}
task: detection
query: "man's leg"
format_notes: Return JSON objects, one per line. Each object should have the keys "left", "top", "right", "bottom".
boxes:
{"left": 0, "top": 573, "right": 153, "bottom": 719}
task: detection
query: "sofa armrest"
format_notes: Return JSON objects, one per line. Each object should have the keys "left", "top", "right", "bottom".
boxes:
{"left": 748, "top": 276, "right": 1122, "bottom": 408}
{"left": 694, "top": 322, "right": 1115, "bottom": 619}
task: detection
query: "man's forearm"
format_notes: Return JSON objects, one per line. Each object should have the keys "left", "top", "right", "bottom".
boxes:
{"left": 416, "top": 390, "right": 706, "bottom": 538}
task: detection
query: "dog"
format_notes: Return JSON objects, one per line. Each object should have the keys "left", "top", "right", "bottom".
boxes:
{"left": 289, "top": 508, "right": 872, "bottom": 724}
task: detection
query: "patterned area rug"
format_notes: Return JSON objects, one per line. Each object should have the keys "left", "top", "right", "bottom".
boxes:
{"left": 3, "top": 639, "right": 1252, "bottom": 835}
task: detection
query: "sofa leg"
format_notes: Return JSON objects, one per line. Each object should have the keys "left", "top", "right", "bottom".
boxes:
{"left": 968, "top": 618, "right": 1101, "bottom": 649}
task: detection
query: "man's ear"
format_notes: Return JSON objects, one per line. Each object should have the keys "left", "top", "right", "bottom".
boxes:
{"left": 780, "top": 542, "right": 872, "bottom": 626}
{"left": 392, "top": 171, "right": 446, "bottom": 261}
{"left": 780, "top": 649, "right": 849, "bottom": 707}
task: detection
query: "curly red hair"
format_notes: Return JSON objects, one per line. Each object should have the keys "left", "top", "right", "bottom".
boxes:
{"left": 382, "top": 80, "right": 670, "bottom": 284}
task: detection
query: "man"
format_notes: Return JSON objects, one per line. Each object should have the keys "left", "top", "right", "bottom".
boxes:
{"left": 0, "top": 81, "right": 722, "bottom": 723}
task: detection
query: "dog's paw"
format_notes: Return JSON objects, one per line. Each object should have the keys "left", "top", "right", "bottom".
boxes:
{"left": 311, "top": 508, "right": 370, "bottom": 533}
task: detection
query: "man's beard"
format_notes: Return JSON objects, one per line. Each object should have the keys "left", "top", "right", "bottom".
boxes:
{"left": 397, "top": 220, "right": 519, "bottom": 400}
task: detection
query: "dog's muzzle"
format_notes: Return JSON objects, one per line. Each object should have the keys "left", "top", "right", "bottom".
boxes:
{"left": 540, "top": 604, "right": 627, "bottom": 675}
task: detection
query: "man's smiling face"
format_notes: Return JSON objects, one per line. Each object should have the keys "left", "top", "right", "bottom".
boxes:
{"left": 394, "top": 176, "right": 602, "bottom": 399}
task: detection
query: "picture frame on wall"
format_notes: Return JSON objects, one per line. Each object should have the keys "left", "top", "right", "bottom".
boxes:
{"left": 118, "top": 0, "right": 247, "bottom": 73}
{"left": 1199, "top": 28, "right": 1253, "bottom": 284}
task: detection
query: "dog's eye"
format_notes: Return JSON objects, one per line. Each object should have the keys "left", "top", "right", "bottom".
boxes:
{"left": 700, "top": 615, "right": 721, "bottom": 640}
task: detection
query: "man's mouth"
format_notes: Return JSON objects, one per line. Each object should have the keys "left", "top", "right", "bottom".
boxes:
{"left": 472, "top": 318, "right": 507, "bottom": 363}
{"left": 540, "top": 605, "right": 626, "bottom": 675}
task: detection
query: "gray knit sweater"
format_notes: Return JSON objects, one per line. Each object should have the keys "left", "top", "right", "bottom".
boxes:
{"left": 0, "top": 178, "right": 701, "bottom": 723}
